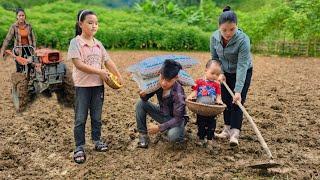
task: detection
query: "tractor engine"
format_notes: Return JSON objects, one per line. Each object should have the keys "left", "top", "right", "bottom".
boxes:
{"left": 33, "top": 49, "right": 66, "bottom": 93}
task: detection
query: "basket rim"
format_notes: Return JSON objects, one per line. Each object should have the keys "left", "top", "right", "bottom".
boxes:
{"left": 186, "top": 99, "right": 226, "bottom": 108}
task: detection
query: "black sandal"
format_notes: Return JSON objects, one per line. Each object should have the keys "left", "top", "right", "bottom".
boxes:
{"left": 94, "top": 141, "right": 108, "bottom": 152}
{"left": 73, "top": 148, "right": 86, "bottom": 164}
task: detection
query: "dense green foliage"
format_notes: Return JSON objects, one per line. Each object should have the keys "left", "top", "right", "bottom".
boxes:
{"left": 133, "top": 0, "right": 320, "bottom": 55}
{"left": 135, "top": 0, "right": 320, "bottom": 43}
{"left": 0, "top": 0, "right": 140, "bottom": 9}
{"left": 0, "top": 0, "right": 319, "bottom": 55}
{"left": 0, "top": 1, "right": 210, "bottom": 51}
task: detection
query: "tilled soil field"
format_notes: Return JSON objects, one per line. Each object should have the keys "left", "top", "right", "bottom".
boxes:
{"left": 0, "top": 51, "right": 319, "bottom": 179}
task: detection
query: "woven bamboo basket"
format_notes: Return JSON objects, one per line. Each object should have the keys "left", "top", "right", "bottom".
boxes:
{"left": 105, "top": 73, "right": 122, "bottom": 89}
{"left": 186, "top": 98, "right": 226, "bottom": 116}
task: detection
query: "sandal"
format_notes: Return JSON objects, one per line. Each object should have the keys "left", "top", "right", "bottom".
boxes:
{"left": 94, "top": 141, "right": 108, "bottom": 152}
{"left": 73, "top": 147, "right": 86, "bottom": 164}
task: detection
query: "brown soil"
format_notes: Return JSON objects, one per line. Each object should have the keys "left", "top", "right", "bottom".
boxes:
{"left": 56, "top": 64, "right": 75, "bottom": 108}
{"left": 0, "top": 51, "right": 319, "bottom": 179}
{"left": 10, "top": 72, "right": 29, "bottom": 112}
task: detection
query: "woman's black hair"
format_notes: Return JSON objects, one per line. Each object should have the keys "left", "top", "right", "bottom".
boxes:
{"left": 16, "top": 8, "right": 26, "bottom": 19}
{"left": 160, "top": 59, "right": 182, "bottom": 80}
{"left": 16, "top": 8, "right": 25, "bottom": 15}
{"left": 75, "top": 9, "right": 96, "bottom": 36}
{"left": 218, "top": 6, "right": 237, "bottom": 25}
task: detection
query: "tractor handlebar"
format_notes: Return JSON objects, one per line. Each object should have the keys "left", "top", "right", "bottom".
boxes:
{"left": 12, "top": 46, "right": 35, "bottom": 58}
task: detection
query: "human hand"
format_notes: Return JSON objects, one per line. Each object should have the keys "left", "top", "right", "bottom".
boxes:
{"left": 218, "top": 74, "right": 226, "bottom": 82}
{"left": 233, "top": 92, "right": 241, "bottom": 104}
{"left": 187, "top": 95, "right": 195, "bottom": 100}
{"left": 216, "top": 99, "right": 223, "bottom": 105}
{"left": 138, "top": 90, "right": 147, "bottom": 98}
{"left": 187, "top": 91, "right": 197, "bottom": 100}
{"left": 99, "top": 69, "right": 110, "bottom": 82}
{"left": 148, "top": 124, "right": 160, "bottom": 134}
{"left": 117, "top": 75, "right": 124, "bottom": 85}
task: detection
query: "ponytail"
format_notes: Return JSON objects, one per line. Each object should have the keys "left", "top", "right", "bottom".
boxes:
{"left": 75, "top": 21, "right": 82, "bottom": 37}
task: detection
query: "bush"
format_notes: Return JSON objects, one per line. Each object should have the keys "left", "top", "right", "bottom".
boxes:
{"left": 0, "top": 1, "right": 211, "bottom": 51}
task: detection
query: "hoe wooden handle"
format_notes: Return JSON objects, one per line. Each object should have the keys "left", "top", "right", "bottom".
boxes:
{"left": 222, "top": 81, "right": 273, "bottom": 159}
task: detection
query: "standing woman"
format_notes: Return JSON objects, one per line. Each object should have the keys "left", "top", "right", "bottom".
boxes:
{"left": 210, "top": 6, "right": 253, "bottom": 146}
{"left": 0, "top": 8, "right": 36, "bottom": 72}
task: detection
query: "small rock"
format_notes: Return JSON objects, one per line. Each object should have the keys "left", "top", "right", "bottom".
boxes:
{"left": 224, "top": 156, "right": 235, "bottom": 162}
{"left": 48, "top": 153, "right": 56, "bottom": 159}
{"left": 234, "top": 153, "right": 242, "bottom": 159}
{"left": 61, "top": 170, "right": 68, "bottom": 175}
{"left": 129, "top": 132, "right": 136, "bottom": 140}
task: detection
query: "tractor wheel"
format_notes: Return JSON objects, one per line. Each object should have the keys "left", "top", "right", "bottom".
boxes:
{"left": 56, "top": 66, "right": 75, "bottom": 107}
{"left": 11, "top": 73, "right": 30, "bottom": 112}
